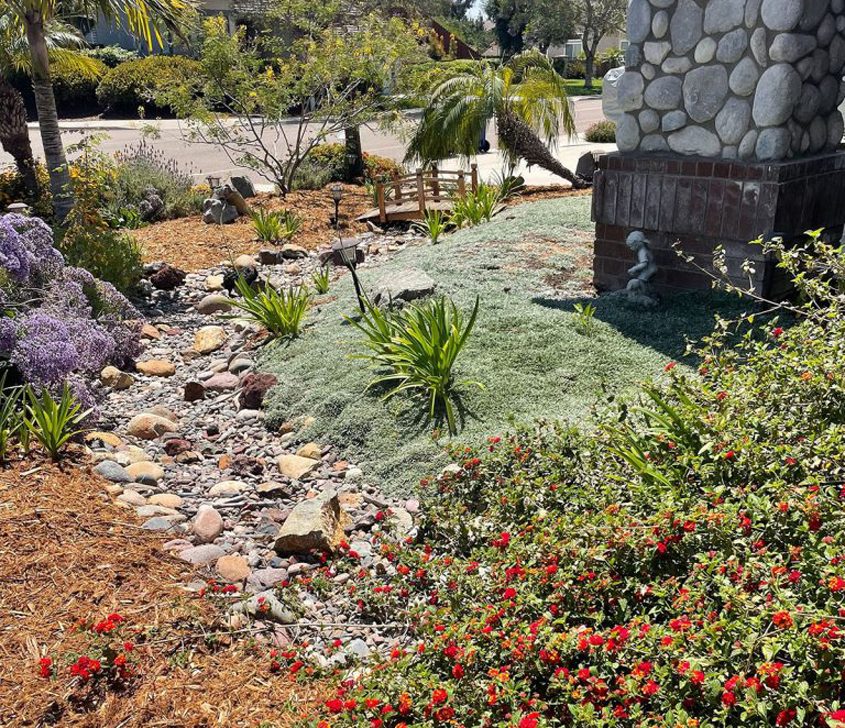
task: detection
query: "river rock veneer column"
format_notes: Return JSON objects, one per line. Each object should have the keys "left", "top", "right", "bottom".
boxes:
{"left": 593, "top": 0, "right": 845, "bottom": 295}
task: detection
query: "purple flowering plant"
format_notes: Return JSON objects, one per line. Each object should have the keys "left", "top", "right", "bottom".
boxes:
{"left": 0, "top": 213, "right": 141, "bottom": 410}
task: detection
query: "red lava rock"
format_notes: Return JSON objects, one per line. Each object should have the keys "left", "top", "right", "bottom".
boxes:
{"left": 150, "top": 264, "right": 187, "bottom": 291}
{"left": 239, "top": 372, "right": 279, "bottom": 410}
{"left": 163, "top": 438, "right": 193, "bottom": 456}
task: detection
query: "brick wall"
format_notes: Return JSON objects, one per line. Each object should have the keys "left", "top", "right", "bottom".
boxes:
{"left": 592, "top": 152, "right": 845, "bottom": 294}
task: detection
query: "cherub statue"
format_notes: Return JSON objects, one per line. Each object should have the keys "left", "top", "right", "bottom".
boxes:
{"left": 625, "top": 230, "right": 657, "bottom": 293}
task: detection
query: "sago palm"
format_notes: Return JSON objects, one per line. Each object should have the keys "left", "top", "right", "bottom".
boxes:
{"left": 0, "top": 11, "right": 98, "bottom": 199}
{"left": 4, "top": 0, "right": 192, "bottom": 219}
{"left": 406, "top": 50, "right": 588, "bottom": 188}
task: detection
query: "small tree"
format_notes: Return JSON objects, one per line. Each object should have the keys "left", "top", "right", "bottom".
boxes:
{"left": 166, "top": 12, "right": 422, "bottom": 195}
{"left": 575, "top": 0, "right": 626, "bottom": 88}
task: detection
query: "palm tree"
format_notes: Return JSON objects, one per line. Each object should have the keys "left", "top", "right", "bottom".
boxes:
{"left": 406, "top": 50, "right": 588, "bottom": 188}
{"left": 0, "top": 11, "right": 98, "bottom": 200}
{"left": 5, "top": 0, "right": 191, "bottom": 219}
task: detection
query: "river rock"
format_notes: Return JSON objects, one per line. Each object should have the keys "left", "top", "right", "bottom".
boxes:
{"left": 193, "top": 326, "right": 228, "bottom": 354}
{"left": 683, "top": 66, "right": 729, "bottom": 123}
{"left": 193, "top": 504, "right": 224, "bottom": 543}
{"left": 197, "top": 294, "right": 233, "bottom": 315}
{"left": 216, "top": 554, "right": 251, "bottom": 582}
{"left": 125, "top": 461, "right": 165, "bottom": 485}
{"left": 95, "top": 460, "right": 132, "bottom": 483}
{"left": 127, "top": 413, "right": 179, "bottom": 440}
{"left": 670, "top": 0, "right": 703, "bottom": 55}
{"left": 204, "top": 372, "right": 240, "bottom": 392}
{"left": 753, "top": 64, "right": 802, "bottom": 126}
{"left": 179, "top": 544, "right": 226, "bottom": 566}
{"left": 100, "top": 366, "right": 134, "bottom": 391}
{"left": 136, "top": 359, "right": 176, "bottom": 378}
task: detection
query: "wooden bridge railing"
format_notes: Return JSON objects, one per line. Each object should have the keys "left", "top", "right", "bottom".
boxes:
{"left": 375, "top": 164, "right": 479, "bottom": 223}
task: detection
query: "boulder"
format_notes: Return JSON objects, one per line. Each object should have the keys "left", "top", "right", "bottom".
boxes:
{"left": 296, "top": 442, "right": 322, "bottom": 460}
{"left": 184, "top": 381, "right": 206, "bottom": 402}
{"left": 229, "top": 175, "right": 256, "bottom": 199}
{"left": 193, "top": 326, "right": 228, "bottom": 355}
{"left": 274, "top": 489, "right": 349, "bottom": 555}
{"left": 373, "top": 268, "right": 436, "bottom": 306}
{"left": 149, "top": 264, "right": 186, "bottom": 291}
{"left": 136, "top": 360, "right": 176, "bottom": 378}
{"left": 127, "top": 413, "right": 179, "bottom": 440}
{"left": 281, "top": 244, "right": 308, "bottom": 259}
{"left": 239, "top": 372, "right": 278, "bottom": 409}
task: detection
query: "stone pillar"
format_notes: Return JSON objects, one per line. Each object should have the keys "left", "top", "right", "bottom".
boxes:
{"left": 593, "top": 0, "right": 845, "bottom": 295}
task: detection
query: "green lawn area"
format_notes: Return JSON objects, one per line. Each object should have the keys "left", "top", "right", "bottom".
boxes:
{"left": 261, "top": 195, "right": 745, "bottom": 497}
{"left": 565, "top": 78, "right": 603, "bottom": 96}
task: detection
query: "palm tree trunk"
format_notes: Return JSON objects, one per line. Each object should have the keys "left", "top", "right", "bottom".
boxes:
{"left": 495, "top": 107, "right": 589, "bottom": 188}
{"left": 24, "top": 11, "right": 73, "bottom": 220}
{"left": 0, "top": 77, "right": 40, "bottom": 199}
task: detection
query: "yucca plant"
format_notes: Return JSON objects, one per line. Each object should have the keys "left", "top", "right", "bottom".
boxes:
{"left": 311, "top": 265, "right": 331, "bottom": 294}
{"left": 412, "top": 209, "right": 452, "bottom": 244}
{"left": 24, "top": 384, "right": 91, "bottom": 460}
{"left": 350, "top": 296, "right": 482, "bottom": 435}
{"left": 231, "top": 274, "right": 310, "bottom": 338}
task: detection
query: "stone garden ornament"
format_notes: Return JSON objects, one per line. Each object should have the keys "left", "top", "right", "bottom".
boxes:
{"left": 619, "top": 230, "right": 659, "bottom": 306}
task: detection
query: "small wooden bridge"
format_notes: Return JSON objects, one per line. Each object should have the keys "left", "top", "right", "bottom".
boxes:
{"left": 357, "top": 165, "right": 479, "bottom": 224}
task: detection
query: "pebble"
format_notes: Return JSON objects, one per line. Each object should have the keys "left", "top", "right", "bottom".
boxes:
{"left": 136, "top": 359, "right": 177, "bottom": 377}
{"left": 94, "top": 460, "right": 132, "bottom": 483}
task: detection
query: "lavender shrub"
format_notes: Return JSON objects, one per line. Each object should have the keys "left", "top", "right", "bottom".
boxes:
{"left": 0, "top": 213, "right": 142, "bottom": 410}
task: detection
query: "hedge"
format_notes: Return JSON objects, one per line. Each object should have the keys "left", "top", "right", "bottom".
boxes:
{"left": 95, "top": 55, "right": 200, "bottom": 114}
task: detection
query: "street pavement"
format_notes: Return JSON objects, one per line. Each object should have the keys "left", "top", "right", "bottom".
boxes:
{"left": 0, "top": 98, "right": 612, "bottom": 189}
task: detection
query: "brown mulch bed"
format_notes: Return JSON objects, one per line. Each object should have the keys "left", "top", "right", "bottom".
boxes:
{"left": 132, "top": 184, "right": 592, "bottom": 273}
{"left": 132, "top": 185, "right": 373, "bottom": 272}
{"left": 0, "top": 459, "right": 330, "bottom": 727}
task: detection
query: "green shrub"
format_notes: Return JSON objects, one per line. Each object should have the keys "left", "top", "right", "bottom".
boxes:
{"left": 564, "top": 57, "right": 585, "bottom": 79}
{"left": 573, "top": 300, "right": 598, "bottom": 335}
{"left": 231, "top": 276, "right": 311, "bottom": 339}
{"left": 52, "top": 58, "right": 108, "bottom": 113}
{"left": 317, "top": 235, "right": 845, "bottom": 728}
{"left": 83, "top": 45, "right": 141, "bottom": 68}
{"left": 585, "top": 119, "right": 617, "bottom": 143}
{"left": 96, "top": 55, "right": 201, "bottom": 114}
{"left": 0, "top": 166, "right": 53, "bottom": 219}
{"left": 110, "top": 141, "right": 204, "bottom": 220}
{"left": 292, "top": 143, "right": 404, "bottom": 189}
{"left": 349, "top": 295, "right": 481, "bottom": 435}
{"left": 58, "top": 226, "right": 143, "bottom": 294}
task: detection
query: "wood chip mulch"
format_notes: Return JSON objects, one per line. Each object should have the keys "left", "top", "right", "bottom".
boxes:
{"left": 0, "top": 458, "right": 331, "bottom": 727}
{"left": 132, "top": 185, "right": 373, "bottom": 272}
{"left": 131, "top": 184, "right": 590, "bottom": 273}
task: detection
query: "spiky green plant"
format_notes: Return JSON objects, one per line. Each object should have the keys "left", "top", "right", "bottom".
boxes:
{"left": 311, "top": 265, "right": 331, "bottom": 294}
{"left": 450, "top": 184, "right": 499, "bottom": 228}
{"left": 349, "top": 296, "right": 482, "bottom": 435}
{"left": 24, "top": 384, "right": 91, "bottom": 460}
{"left": 573, "top": 301, "right": 598, "bottom": 336}
{"left": 0, "top": 374, "right": 22, "bottom": 461}
{"left": 231, "top": 275, "right": 310, "bottom": 338}
{"left": 412, "top": 209, "right": 452, "bottom": 244}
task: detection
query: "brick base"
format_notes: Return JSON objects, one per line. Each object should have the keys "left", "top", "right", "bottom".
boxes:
{"left": 592, "top": 151, "right": 845, "bottom": 296}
